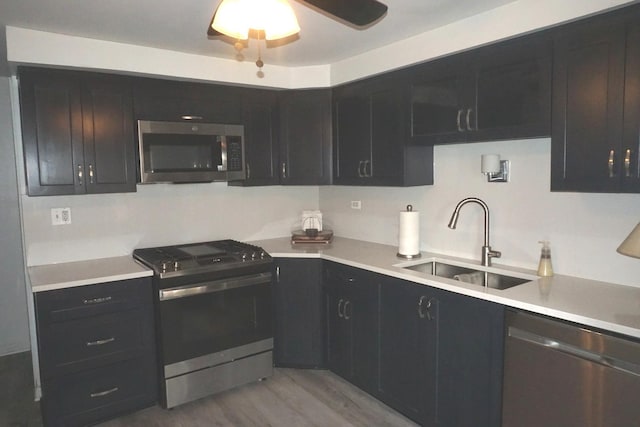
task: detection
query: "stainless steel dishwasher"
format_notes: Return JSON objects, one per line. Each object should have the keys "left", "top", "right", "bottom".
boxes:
{"left": 502, "top": 310, "right": 640, "bottom": 427}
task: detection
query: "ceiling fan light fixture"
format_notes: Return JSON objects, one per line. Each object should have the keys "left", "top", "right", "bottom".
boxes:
{"left": 211, "top": 0, "right": 300, "bottom": 41}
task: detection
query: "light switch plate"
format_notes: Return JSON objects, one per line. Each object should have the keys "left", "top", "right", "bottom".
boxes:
{"left": 51, "top": 208, "right": 71, "bottom": 225}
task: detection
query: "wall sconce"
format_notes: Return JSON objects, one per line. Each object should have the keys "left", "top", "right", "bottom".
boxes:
{"left": 481, "top": 154, "right": 510, "bottom": 182}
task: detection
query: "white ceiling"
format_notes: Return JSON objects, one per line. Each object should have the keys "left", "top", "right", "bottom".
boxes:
{"left": 0, "top": 0, "right": 518, "bottom": 70}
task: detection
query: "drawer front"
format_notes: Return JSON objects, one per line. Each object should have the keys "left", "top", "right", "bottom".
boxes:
{"left": 35, "top": 278, "right": 151, "bottom": 322}
{"left": 38, "top": 308, "right": 154, "bottom": 377}
{"left": 41, "top": 357, "right": 157, "bottom": 427}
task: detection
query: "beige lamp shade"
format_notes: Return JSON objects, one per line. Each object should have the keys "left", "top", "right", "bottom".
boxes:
{"left": 211, "top": 0, "right": 300, "bottom": 40}
{"left": 617, "top": 222, "right": 640, "bottom": 259}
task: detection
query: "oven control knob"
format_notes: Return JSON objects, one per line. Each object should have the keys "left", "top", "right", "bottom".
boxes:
{"left": 260, "top": 251, "right": 266, "bottom": 259}
{"left": 241, "top": 253, "right": 248, "bottom": 261}
{"left": 161, "top": 261, "right": 168, "bottom": 272}
{"left": 251, "top": 252, "right": 257, "bottom": 260}
{"left": 173, "top": 261, "right": 180, "bottom": 270}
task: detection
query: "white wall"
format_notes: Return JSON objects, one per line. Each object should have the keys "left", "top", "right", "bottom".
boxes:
{"left": 0, "top": 77, "right": 30, "bottom": 355}
{"left": 22, "top": 184, "right": 319, "bottom": 266}
{"left": 320, "top": 139, "right": 640, "bottom": 287}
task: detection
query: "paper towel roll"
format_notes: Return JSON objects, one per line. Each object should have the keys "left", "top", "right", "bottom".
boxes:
{"left": 398, "top": 207, "right": 420, "bottom": 257}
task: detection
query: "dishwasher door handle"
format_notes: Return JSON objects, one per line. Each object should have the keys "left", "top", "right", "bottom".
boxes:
{"left": 508, "top": 326, "right": 640, "bottom": 377}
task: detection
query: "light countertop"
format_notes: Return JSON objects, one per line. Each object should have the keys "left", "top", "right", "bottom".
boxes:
{"left": 27, "top": 237, "right": 640, "bottom": 339}
{"left": 253, "top": 237, "right": 640, "bottom": 340}
{"left": 29, "top": 256, "right": 153, "bottom": 293}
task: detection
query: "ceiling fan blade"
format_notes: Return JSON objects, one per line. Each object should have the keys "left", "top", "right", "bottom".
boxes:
{"left": 299, "top": 0, "right": 387, "bottom": 27}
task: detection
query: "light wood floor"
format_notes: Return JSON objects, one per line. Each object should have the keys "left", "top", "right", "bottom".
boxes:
{"left": 98, "top": 368, "right": 418, "bottom": 427}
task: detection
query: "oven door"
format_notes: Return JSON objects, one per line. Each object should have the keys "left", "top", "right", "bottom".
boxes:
{"left": 157, "top": 272, "right": 272, "bottom": 377}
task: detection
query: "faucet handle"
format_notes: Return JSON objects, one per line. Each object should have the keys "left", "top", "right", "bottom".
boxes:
{"left": 482, "top": 246, "right": 501, "bottom": 266}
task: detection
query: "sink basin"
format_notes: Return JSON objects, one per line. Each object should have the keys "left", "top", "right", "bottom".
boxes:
{"left": 402, "top": 261, "right": 533, "bottom": 290}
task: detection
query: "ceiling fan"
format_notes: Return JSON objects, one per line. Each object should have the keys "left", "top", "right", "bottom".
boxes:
{"left": 206, "top": 0, "right": 389, "bottom": 37}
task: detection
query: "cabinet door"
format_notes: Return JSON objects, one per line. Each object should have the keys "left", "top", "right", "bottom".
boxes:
{"left": 622, "top": 22, "right": 640, "bottom": 192}
{"left": 349, "top": 274, "right": 379, "bottom": 394}
{"left": 369, "top": 87, "right": 405, "bottom": 184}
{"left": 234, "top": 89, "right": 280, "bottom": 186}
{"left": 334, "top": 92, "right": 371, "bottom": 183}
{"left": 437, "top": 292, "right": 504, "bottom": 427}
{"left": 410, "top": 57, "right": 470, "bottom": 144}
{"left": 551, "top": 19, "right": 626, "bottom": 192}
{"left": 325, "top": 280, "right": 353, "bottom": 380}
{"left": 82, "top": 75, "right": 137, "bottom": 194}
{"left": 379, "top": 277, "right": 439, "bottom": 426}
{"left": 279, "top": 89, "right": 332, "bottom": 185}
{"left": 20, "top": 68, "right": 85, "bottom": 196}
{"left": 272, "top": 259, "right": 324, "bottom": 368}
{"left": 473, "top": 37, "right": 552, "bottom": 141}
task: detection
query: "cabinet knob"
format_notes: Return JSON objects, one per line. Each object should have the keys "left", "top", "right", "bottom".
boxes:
{"left": 624, "top": 149, "right": 631, "bottom": 178}
{"left": 608, "top": 149, "right": 615, "bottom": 178}
{"left": 456, "top": 109, "right": 464, "bottom": 132}
{"left": 77, "top": 164, "right": 83, "bottom": 185}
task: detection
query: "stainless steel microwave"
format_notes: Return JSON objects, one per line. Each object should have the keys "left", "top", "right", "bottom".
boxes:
{"left": 137, "top": 120, "right": 245, "bottom": 183}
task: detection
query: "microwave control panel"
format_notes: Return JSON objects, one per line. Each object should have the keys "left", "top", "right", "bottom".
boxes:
{"left": 227, "top": 136, "right": 243, "bottom": 171}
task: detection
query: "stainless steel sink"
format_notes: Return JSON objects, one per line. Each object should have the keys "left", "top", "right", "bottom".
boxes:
{"left": 403, "top": 261, "right": 533, "bottom": 290}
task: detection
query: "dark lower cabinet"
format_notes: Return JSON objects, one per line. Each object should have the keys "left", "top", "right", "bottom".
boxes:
{"left": 378, "top": 276, "right": 439, "bottom": 425}
{"left": 379, "top": 276, "right": 504, "bottom": 427}
{"left": 34, "top": 278, "right": 157, "bottom": 426}
{"left": 19, "top": 67, "right": 137, "bottom": 196}
{"left": 324, "top": 262, "right": 379, "bottom": 395}
{"left": 272, "top": 258, "right": 325, "bottom": 368}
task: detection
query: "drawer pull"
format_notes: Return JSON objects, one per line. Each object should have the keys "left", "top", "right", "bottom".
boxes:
{"left": 86, "top": 337, "right": 115, "bottom": 347}
{"left": 608, "top": 149, "right": 615, "bottom": 178}
{"left": 83, "top": 296, "right": 112, "bottom": 305}
{"left": 625, "top": 149, "right": 631, "bottom": 178}
{"left": 90, "top": 387, "right": 119, "bottom": 398}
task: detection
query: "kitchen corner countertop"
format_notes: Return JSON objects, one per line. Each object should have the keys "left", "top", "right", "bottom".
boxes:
{"left": 253, "top": 236, "right": 640, "bottom": 340}
{"left": 29, "top": 256, "right": 153, "bottom": 293}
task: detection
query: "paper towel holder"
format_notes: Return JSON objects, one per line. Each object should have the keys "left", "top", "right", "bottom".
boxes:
{"left": 481, "top": 154, "right": 510, "bottom": 183}
{"left": 397, "top": 205, "right": 422, "bottom": 259}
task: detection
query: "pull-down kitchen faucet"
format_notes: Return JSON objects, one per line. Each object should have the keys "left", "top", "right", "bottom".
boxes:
{"left": 448, "top": 197, "right": 501, "bottom": 267}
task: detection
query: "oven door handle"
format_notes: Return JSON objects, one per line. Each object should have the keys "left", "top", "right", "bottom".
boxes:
{"left": 159, "top": 272, "right": 272, "bottom": 301}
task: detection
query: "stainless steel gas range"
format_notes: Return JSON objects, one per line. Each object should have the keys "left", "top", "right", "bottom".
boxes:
{"left": 133, "top": 240, "right": 273, "bottom": 409}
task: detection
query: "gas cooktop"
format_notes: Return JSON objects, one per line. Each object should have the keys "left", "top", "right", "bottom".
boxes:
{"left": 133, "top": 239, "right": 271, "bottom": 279}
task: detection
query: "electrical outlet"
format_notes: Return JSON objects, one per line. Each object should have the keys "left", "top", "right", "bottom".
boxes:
{"left": 51, "top": 208, "right": 72, "bottom": 225}
{"left": 350, "top": 200, "right": 362, "bottom": 210}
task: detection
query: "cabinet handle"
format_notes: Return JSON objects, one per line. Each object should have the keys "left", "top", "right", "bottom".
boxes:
{"left": 86, "top": 337, "right": 115, "bottom": 347}
{"left": 456, "top": 109, "right": 464, "bottom": 132}
{"left": 343, "top": 300, "right": 351, "bottom": 320}
{"left": 83, "top": 296, "right": 112, "bottom": 305}
{"left": 90, "top": 387, "right": 119, "bottom": 398}
{"left": 364, "top": 160, "right": 371, "bottom": 178}
{"left": 276, "top": 266, "right": 280, "bottom": 282}
{"left": 466, "top": 109, "right": 474, "bottom": 131}
{"left": 338, "top": 299, "right": 344, "bottom": 318}
{"left": 77, "top": 164, "right": 83, "bottom": 185}
{"left": 624, "top": 149, "right": 631, "bottom": 178}
{"left": 418, "top": 296, "right": 433, "bottom": 320}
{"left": 608, "top": 149, "right": 615, "bottom": 178}
{"left": 281, "top": 162, "right": 287, "bottom": 179}
{"left": 357, "top": 161, "right": 364, "bottom": 178}
{"left": 246, "top": 162, "right": 251, "bottom": 180}
{"left": 88, "top": 164, "right": 94, "bottom": 184}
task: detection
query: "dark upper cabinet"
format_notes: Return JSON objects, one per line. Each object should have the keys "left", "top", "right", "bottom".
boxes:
{"left": 19, "top": 67, "right": 137, "bottom": 196}
{"left": 132, "top": 78, "right": 243, "bottom": 124}
{"left": 232, "top": 89, "right": 281, "bottom": 186}
{"left": 272, "top": 258, "right": 325, "bottom": 368}
{"left": 333, "top": 76, "right": 434, "bottom": 186}
{"left": 279, "top": 89, "right": 332, "bottom": 185}
{"left": 324, "top": 262, "right": 379, "bottom": 395}
{"left": 552, "top": 8, "right": 640, "bottom": 193}
{"left": 410, "top": 35, "right": 551, "bottom": 145}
